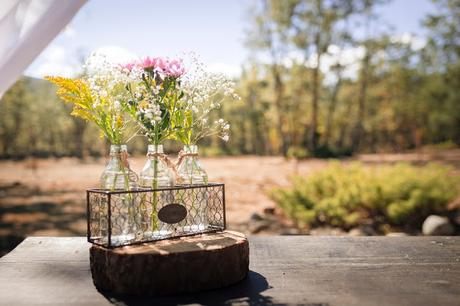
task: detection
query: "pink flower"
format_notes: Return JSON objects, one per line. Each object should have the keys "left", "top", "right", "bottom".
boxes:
{"left": 120, "top": 62, "right": 135, "bottom": 71}
{"left": 165, "top": 59, "right": 186, "bottom": 77}
{"left": 139, "top": 56, "right": 154, "bottom": 69}
{"left": 140, "top": 56, "right": 165, "bottom": 70}
{"left": 120, "top": 56, "right": 186, "bottom": 78}
{"left": 156, "top": 57, "right": 169, "bottom": 71}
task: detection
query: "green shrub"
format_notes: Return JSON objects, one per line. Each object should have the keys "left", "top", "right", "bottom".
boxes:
{"left": 271, "top": 162, "right": 459, "bottom": 230}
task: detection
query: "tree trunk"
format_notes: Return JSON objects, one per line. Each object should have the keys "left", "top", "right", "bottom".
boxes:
{"left": 310, "top": 50, "right": 321, "bottom": 152}
{"left": 248, "top": 88, "right": 265, "bottom": 155}
{"left": 90, "top": 231, "right": 249, "bottom": 295}
{"left": 73, "top": 118, "right": 86, "bottom": 159}
{"left": 352, "top": 49, "right": 369, "bottom": 152}
{"left": 324, "top": 71, "right": 342, "bottom": 146}
{"left": 336, "top": 98, "right": 354, "bottom": 149}
{"left": 272, "top": 65, "right": 289, "bottom": 156}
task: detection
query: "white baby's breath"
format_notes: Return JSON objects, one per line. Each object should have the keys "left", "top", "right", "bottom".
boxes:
{"left": 177, "top": 54, "right": 240, "bottom": 143}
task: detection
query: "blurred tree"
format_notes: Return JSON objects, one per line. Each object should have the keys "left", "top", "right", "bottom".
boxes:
{"left": 1, "top": 0, "right": 459, "bottom": 159}
{"left": 350, "top": 0, "right": 389, "bottom": 152}
{"left": 239, "top": 65, "right": 271, "bottom": 154}
{"left": 287, "top": 0, "right": 355, "bottom": 151}
{"left": 0, "top": 79, "right": 28, "bottom": 157}
{"left": 422, "top": 0, "right": 460, "bottom": 144}
{"left": 245, "top": 0, "right": 295, "bottom": 155}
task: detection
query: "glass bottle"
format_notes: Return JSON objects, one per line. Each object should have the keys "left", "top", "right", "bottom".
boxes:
{"left": 140, "top": 144, "right": 173, "bottom": 188}
{"left": 176, "top": 145, "right": 208, "bottom": 232}
{"left": 140, "top": 144, "right": 174, "bottom": 238}
{"left": 100, "top": 144, "right": 138, "bottom": 190}
{"left": 99, "top": 144, "right": 139, "bottom": 246}
{"left": 177, "top": 145, "right": 208, "bottom": 185}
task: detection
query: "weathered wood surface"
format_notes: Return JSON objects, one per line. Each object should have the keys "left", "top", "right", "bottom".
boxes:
{"left": 90, "top": 231, "right": 249, "bottom": 295}
{"left": 0, "top": 236, "right": 459, "bottom": 306}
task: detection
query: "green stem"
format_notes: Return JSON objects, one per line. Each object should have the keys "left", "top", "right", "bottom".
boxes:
{"left": 120, "top": 158, "right": 135, "bottom": 235}
{"left": 189, "top": 158, "right": 194, "bottom": 185}
{"left": 151, "top": 156, "right": 159, "bottom": 232}
{"left": 111, "top": 172, "right": 118, "bottom": 191}
{"left": 120, "top": 162, "right": 129, "bottom": 191}
{"left": 189, "top": 158, "right": 196, "bottom": 226}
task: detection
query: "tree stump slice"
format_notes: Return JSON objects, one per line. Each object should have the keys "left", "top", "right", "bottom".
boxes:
{"left": 89, "top": 231, "right": 249, "bottom": 295}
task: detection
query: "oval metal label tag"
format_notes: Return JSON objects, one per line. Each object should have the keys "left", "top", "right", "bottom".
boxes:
{"left": 158, "top": 203, "right": 187, "bottom": 224}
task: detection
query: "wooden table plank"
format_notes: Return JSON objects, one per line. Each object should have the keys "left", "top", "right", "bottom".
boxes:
{"left": 0, "top": 236, "right": 459, "bottom": 306}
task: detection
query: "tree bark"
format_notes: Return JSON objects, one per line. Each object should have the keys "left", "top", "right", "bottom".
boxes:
{"left": 272, "top": 64, "right": 289, "bottom": 155}
{"left": 71, "top": 114, "right": 86, "bottom": 159}
{"left": 309, "top": 46, "right": 322, "bottom": 152}
{"left": 90, "top": 231, "right": 249, "bottom": 296}
{"left": 324, "top": 70, "right": 343, "bottom": 146}
{"left": 352, "top": 49, "right": 370, "bottom": 152}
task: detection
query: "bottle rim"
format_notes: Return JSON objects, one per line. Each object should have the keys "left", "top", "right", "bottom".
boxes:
{"left": 183, "top": 145, "right": 198, "bottom": 154}
{"left": 110, "top": 144, "right": 128, "bottom": 152}
{"left": 148, "top": 144, "right": 164, "bottom": 153}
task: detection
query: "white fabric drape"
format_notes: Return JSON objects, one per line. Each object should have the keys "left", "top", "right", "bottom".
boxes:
{"left": 0, "top": 0, "right": 87, "bottom": 97}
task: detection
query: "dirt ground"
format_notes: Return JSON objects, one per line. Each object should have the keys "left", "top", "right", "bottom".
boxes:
{"left": 1, "top": 149, "right": 459, "bottom": 256}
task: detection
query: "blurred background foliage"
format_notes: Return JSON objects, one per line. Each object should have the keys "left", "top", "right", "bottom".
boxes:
{"left": 1, "top": 0, "right": 459, "bottom": 159}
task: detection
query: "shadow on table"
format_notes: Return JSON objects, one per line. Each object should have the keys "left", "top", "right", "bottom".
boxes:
{"left": 101, "top": 270, "right": 279, "bottom": 306}
{"left": 0, "top": 182, "right": 87, "bottom": 257}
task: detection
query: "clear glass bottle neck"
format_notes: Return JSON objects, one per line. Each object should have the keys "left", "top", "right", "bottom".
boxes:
{"left": 101, "top": 144, "right": 137, "bottom": 190}
{"left": 109, "top": 144, "right": 127, "bottom": 155}
{"left": 183, "top": 145, "right": 198, "bottom": 154}
{"left": 108, "top": 145, "right": 130, "bottom": 171}
{"left": 147, "top": 144, "right": 164, "bottom": 154}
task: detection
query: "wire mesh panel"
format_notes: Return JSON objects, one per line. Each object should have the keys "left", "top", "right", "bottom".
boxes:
{"left": 87, "top": 183, "right": 225, "bottom": 248}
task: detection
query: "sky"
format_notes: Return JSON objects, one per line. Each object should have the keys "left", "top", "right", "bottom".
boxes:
{"left": 25, "top": 0, "right": 437, "bottom": 79}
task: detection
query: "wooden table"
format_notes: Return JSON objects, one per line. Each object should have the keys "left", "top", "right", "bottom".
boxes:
{"left": 0, "top": 236, "right": 459, "bottom": 306}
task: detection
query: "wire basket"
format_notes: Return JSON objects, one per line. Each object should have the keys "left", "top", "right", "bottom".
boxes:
{"left": 87, "top": 183, "right": 226, "bottom": 248}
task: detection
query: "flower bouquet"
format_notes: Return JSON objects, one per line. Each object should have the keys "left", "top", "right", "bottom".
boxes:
{"left": 47, "top": 51, "right": 239, "bottom": 242}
